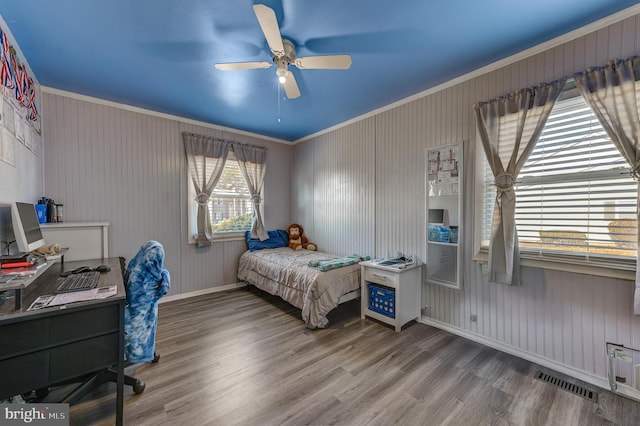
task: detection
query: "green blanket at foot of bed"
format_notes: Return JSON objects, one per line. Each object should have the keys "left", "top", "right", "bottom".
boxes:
{"left": 308, "top": 255, "right": 371, "bottom": 272}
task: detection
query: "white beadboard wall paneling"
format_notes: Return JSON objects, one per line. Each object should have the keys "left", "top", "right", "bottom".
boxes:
{"left": 261, "top": 141, "right": 292, "bottom": 231}
{"left": 307, "top": 118, "right": 375, "bottom": 257}
{"left": 42, "top": 93, "right": 292, "bottom": 296}
{"left": 292, "top": 137, "right": 315, "bottom": 234}
{"left": 43, "top": 95, "right": 184, "bottom": 292}
{"left": 293, "top": 12, "right": 640, "bottom": 384}
{"left": 375, "top": 102, "right": 426, "bottom": 261}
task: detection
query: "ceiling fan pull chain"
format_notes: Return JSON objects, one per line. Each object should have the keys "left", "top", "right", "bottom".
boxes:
{"left": 277, "top": 82, "right": 281, "bottom": 123}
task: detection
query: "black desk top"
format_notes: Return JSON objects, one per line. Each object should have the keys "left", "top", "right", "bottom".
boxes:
{"left": 0, "top": 257, "right": 126, "bottom": 321}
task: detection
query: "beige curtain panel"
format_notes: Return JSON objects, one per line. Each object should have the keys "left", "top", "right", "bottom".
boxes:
{"left": 575, "top": 56, "right": 640, "bottom": 314}
{"left": 182, "top": 132, "right": 231, "bottom": 247}
{"left": 473, "top": 78, "right": 566, "bottom": 285}
{"left": 233, "top": 143, "right": 268, "bottom": 241}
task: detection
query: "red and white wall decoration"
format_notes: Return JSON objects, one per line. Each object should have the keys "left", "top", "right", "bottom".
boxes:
{"left": 0, "top": 18, "right": 42, "bottom": 166}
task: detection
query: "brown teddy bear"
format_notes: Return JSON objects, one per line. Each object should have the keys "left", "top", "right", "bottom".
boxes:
{"left": 287, "top": 223, "right": 317, "bottom": 251}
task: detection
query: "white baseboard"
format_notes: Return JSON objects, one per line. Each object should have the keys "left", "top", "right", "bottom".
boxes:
{"left": 419, "top": 317, "right": 613, "bottom": 393}
{"left": 160, "top": 282, "right": 246, "bottom": 304}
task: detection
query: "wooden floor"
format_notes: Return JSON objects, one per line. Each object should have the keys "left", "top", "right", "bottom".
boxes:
{"left": 64, "top": 287, "right": 640, "bottom": 425}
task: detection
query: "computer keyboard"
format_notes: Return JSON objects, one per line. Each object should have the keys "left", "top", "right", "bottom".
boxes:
{"left": 55, "top": 271, "right": 100, "bottom": 293}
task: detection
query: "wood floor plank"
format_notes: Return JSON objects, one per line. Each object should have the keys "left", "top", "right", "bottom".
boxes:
{"left": 55, "top": 287, "right": 640, "bottom": 425}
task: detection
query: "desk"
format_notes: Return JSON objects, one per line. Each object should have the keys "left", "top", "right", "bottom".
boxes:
{"left": 0, "top": 249, "right": 67, "bottom": 310}
{"left": 0, "top": 258, "right": 125, "bottom": 426}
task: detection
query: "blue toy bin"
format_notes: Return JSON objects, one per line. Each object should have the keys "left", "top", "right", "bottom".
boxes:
{"left": 367, "top": 283, "right": 396, "bottom": 319}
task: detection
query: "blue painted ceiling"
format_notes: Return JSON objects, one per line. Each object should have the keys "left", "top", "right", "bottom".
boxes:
{"left": 0, "top": 1, "right": 638, "bottom": 141}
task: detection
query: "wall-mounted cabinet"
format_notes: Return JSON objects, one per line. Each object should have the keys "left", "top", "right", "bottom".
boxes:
{"left": 40, "top": 222, "right": 109, "bottom": 261}
{"left": 426, "top": 142, "right": 462, "bottom": 289}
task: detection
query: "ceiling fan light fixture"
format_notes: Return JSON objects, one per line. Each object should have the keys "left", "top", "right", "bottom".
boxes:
{"left": 215, "top": 5, "right": 350, "bottom": 100}
{"left": 276, "top": 62, "right": 288, "bottom": 83}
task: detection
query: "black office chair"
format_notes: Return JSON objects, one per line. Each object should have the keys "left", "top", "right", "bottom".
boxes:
{"left": 35, "top": 241, "right": 170, "bottom": 403}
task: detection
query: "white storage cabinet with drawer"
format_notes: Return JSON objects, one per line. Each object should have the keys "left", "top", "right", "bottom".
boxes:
{"left": 360, "top": 261, "right": 421, "bottom": 332}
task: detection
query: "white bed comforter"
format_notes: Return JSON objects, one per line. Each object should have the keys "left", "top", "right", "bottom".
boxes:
{"left": 237, "top": 247, "right": 361, "bottom": 328}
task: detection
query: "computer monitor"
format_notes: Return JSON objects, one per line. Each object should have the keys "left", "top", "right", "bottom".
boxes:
{"left": 11, "top": 201, "right": 46, "bottom": 253}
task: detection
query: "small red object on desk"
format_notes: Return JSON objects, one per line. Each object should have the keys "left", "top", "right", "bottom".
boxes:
{"left": 1, "top": 261, "right": 34, "bottom": 269}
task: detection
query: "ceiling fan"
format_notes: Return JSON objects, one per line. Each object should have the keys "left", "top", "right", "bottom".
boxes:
{"left": 214, "top": 4, "right": 352, "bottom": 99}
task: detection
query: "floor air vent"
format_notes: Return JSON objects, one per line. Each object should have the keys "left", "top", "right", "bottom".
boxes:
{"left": 535, "top": 371, "right": 599, "bottom": 403}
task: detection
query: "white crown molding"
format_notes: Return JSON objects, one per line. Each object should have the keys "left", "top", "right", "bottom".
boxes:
{"left": 41, "top": 86, "right": 291, "bottom": 145}
{"left": 294, "top": 3, "right": 640, "bottom": 144}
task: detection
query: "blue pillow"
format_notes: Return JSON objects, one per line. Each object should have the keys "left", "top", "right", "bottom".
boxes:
{"left": 277, "top": 229, "right": 289, "bottom": 245}
{"left": 245, "top": 230, "right": 287, "bottom": 251}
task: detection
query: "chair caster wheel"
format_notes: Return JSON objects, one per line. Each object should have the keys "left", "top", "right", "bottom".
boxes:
{"left": 133, "top": 380, "right": 146, "bottom": 395}
{"left": 152, "top": 353, "right": 160, "bottom": 363}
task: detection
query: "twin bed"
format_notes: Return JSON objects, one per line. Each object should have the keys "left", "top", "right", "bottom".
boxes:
{"left": 237, "top": 245, "right": 362, "bottom": 329}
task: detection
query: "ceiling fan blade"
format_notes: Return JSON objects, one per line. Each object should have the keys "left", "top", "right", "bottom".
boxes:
{"left": 281, "top": 73, "right": 301, "bottom": 99}
{"left": 214, "top": 61, "right": 272, "bottom": 71}
{"left": 252, "top": 4, "right": 285, "bottom": 57}
{"left": 294, "top": 55, "right": 352, "bottom": 70}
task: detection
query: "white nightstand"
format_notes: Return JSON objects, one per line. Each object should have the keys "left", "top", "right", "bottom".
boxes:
{"left": 360, "top": 261, "right": 422, "bottom": 332}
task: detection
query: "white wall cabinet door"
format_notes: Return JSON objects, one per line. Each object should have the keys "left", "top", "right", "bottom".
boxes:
{"left": 426, "top": 142, "right": 462, "bottom": 289}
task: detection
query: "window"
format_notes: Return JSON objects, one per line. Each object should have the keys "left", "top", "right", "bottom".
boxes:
{"left": 187, "top": 152, "right": 254, "bottom": 241}
{"left": 209, "top": 154, "right": 253, "bottom": 233}
{"left": 479, "top": 86, "right": 637, "bottom": 263}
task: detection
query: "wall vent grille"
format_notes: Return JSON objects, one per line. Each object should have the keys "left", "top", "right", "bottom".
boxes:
{"left": 535, "top": 371, "right": 599, "bottom": 403}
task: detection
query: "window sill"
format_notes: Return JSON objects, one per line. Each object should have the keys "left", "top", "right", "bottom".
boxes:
{"left": 212, "top": 235, "right": 246, "bottom": 243}
{"left": 188, "top": 232, "right": 246, "bottom": 245}
{"left": 474, "top": 248, "right": 635, "bottom": 281}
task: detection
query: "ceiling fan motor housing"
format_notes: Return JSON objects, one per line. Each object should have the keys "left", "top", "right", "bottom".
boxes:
{"left": 275, "top": 38, "right": 296, "bottom": 64}
{"left": 275, "top": 38, "right": 295, "bottom": 79}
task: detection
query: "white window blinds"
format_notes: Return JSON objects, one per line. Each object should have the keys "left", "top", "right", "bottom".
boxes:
{"left": 481, "top": 90, "right": 637, "bottom": 259}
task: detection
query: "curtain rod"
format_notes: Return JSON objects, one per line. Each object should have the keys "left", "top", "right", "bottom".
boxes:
{"left": 181, "top": 132, "right": 268, "bottom": 151}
